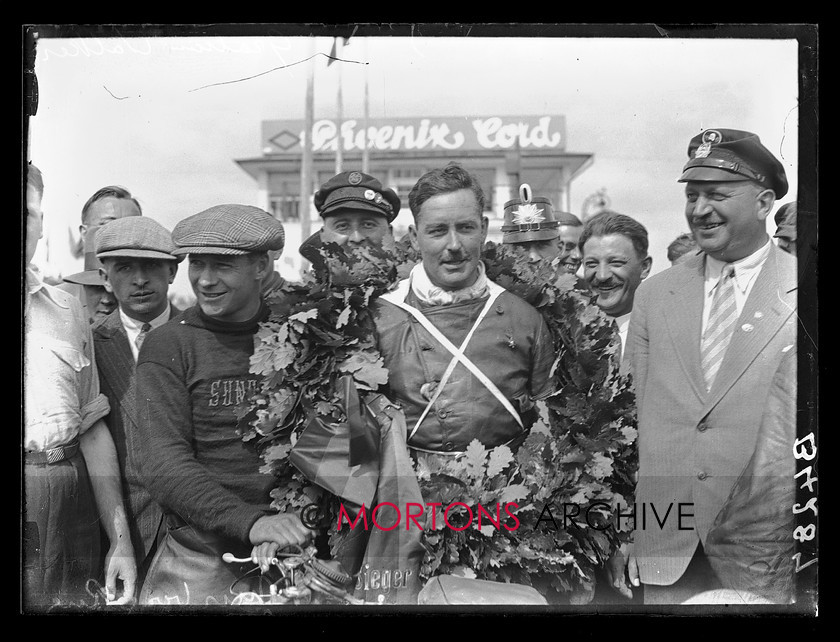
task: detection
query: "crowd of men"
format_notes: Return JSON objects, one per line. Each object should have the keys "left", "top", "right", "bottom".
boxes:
{"left": 23, "top": 126, "right": 801, "bottom": 608}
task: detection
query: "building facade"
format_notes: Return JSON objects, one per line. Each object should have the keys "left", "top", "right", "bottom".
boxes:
{"left": 235, "top": 115, "right": 593, "bottom": 278}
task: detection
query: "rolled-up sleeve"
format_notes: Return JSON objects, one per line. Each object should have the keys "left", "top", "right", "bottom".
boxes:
{"left": 75, "top": 299, "right": 110, "bottom": 435}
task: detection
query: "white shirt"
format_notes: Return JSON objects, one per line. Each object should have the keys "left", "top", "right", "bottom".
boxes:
{"left": 120, "top": 303, "right": 172, "bottom": 362}
{"left": 25, "top": 266, "right": 110, "bottom": 451}
{"left": 614, "top": 312, "right": 632, "bottom": 357}
{"left": 701, "top": 239, "right": 771, "bottom": 336}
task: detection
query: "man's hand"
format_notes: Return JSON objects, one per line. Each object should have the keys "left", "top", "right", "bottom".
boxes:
{"left": 605, "top": 542, "right": 640, "bottom": 599}
{"left": 248, "top": 513, "right": 314, "bottom": 572}
{"left": 104, "top": 539, "right": 137, "bottom": 604}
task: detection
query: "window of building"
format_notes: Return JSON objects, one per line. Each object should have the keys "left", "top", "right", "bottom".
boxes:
{"left": 271, "top": 197, "right": 300, "bottom": 222}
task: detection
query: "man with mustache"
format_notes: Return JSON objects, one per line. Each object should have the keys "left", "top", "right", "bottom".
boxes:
{"left": 579, "top": 210, "right": 652, "bottom": 368}
{"left": 616, "top": 128, "right": 797, "bottom": 604}
{"left": 374, "top": 162, "right": 554, "bottom": 454}
{"left": 90, "top": 216, "right": 183, "bottom": 594}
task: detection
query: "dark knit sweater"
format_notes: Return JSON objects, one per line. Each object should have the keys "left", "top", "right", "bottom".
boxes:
{"left": 135, "top": 303, "right": 272, "bottom": 545}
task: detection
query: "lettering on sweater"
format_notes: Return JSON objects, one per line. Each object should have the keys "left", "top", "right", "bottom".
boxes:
{"left": 208, "top": 378, "right": 258, "bottom": 408}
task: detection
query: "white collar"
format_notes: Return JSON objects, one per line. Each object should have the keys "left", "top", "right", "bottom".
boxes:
{"left": 120, "top": 302, "right": 171, "bottom": 332}
{"left": 613, "top": 312, "right": 632, "bottom": 331}
{"left": 705, "top": 239, "right": 771, "bottom": 295}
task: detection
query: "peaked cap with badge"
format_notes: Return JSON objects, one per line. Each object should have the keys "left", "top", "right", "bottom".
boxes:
{"left": 171, "top": 204, "right": 285, "bottom": 256}
{"left": 313, "top": 170, "right": 401, "bottom": 223}
{"left": 501, "top": 183, "right": 561, "bottom": 244}
{"left": 678, "top": 128, "right": 788, "bottom": 198}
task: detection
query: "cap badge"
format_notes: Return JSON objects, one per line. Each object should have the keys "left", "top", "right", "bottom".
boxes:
{"left": 364, "top": 189, "right": 376, "bottom": 200}
{"left": 695, "top": 129, "right": 722, "bottom": 159}
{"left": 348, "top": 171, "right": 363, "bottom": 185}
{"left": 511, "top": 203, "right": 545, "bottom": 225}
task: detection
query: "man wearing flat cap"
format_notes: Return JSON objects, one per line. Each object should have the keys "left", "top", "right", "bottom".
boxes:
{"left": 616, "top": 129, "right": 797, "bottom": 604}
{"left": 91, "top": 216, "right": 183, "bottom": 592}
{"left": 134, "top": 205, "right": 313, "bottom": 604}
{"left": 299, "top": 170, "right": 400, "bottom": 275}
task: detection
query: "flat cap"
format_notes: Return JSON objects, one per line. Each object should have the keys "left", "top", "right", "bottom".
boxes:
{"left": 172, "top": 204, "right": 285, "bottom": 256}
{"left": 95, "top": 216, "right": 182, "bottom": 262}
{"left": 313, "top": 171, "right": 401, "bottom": 223}
{"left": 678, "top": 128, "right": 788, "bottom": 198}
{"left": 501, "top": 184, "right": 559, "bottom": 244}
{"left": 773, "top": 202, "right": 797, "bottom": 241}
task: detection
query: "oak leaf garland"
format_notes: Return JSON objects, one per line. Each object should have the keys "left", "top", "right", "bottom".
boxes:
{"left": 238, "top": 236, "right": 637, "bottom": 603}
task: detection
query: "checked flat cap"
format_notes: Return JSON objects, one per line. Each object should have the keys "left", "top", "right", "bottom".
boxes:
{"left": 678, "top": 128, "right": 788, "bottom": 198}
{"left": 95, "top": 216, "right": 182, "bottom": 262}
{"left": 172, "top": 204, "right": 285, "bottom": 256}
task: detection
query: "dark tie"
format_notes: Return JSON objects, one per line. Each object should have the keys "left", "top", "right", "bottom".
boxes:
{"left": 135, "top": 322, "right": 152, "bottom": 352}
{"left": 701, "top": 264, "right": 737, "bottom": 391}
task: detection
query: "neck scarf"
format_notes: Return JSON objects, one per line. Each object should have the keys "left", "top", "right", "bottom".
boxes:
{"left": 409, "top": 260, "right": 489, "bottom": 306}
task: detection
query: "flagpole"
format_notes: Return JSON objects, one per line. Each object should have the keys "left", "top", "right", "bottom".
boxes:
{"left": 362, "top": 37, "right": 370, "bottom": 174}
{"left": 335, "top": 38, "right": 344, "bottom": 174}
{"left": 300, "top": 36, "right": 315, "bottom": 244}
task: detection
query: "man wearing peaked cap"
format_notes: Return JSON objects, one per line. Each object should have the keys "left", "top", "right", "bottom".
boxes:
{"left": 501, "top": 183, "right": 562, "bottom": 261}
{"left": 301, "top": 170, "right": 400, "bottom": 258}
{"left": 679, "top": 128, "right": 788, "bottom": 199}
{"left": 133, "top": 204, "right": 313, "bottom": 604}
{"left": 618, "top": 129, "right": 797, "bottom": 604}
{"left": 90, "top": 215, "right": 184, "bottom": 596}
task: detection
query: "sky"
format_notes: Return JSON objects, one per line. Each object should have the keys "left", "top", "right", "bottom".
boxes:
{"left": 24, "top": 25, "right": 809, "bottom": 301}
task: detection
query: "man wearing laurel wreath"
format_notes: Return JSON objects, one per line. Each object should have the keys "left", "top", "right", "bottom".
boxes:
{"left": 134, "top": 205, "right": 314, "bottom": 604}
{"left": 499, "top": 185, "right": 587, "bottom": 290}
{"left": 374, "top": 163, "right": 555, "bottom": 457}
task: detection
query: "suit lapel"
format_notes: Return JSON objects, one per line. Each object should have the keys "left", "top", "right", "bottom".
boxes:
{"left": 703, "top": 247, "right": 797, "bottom": 412}
{"left": 663, "top": 254, "right": 708, "bottom": 404}
{"left": 95, "top": 305, "right": 183, "bottom": 425}
{"left": 94, "top": 312, "right": 140, "bottom": 423}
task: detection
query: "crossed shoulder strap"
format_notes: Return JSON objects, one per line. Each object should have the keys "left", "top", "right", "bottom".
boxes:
{"left": 381, "top": 279, "right": 524, "bottom": 440}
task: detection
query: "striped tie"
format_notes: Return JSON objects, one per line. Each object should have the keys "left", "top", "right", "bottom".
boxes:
{"left": 701, "top": 264, "right": 737, "bottom": 391}
{"left": 135, "top": 322, "right": 152, "bottom": 352}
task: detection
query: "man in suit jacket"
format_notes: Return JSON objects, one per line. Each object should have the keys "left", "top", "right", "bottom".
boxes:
{"left": 579, "top": 209, "right": 652, "bottom": 371}
{"left": 619, "top": 128, "right": 797, "bottom": 604}
{"left": 91, "top": 216, "right": 183, "bottom": 588}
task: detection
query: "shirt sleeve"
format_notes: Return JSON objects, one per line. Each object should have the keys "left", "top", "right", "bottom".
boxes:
{"left": 135, "top": 333, "right": 265, "bottom": 544}
{"left": 74, "top": 297, "right": 110, "bottom": 436}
